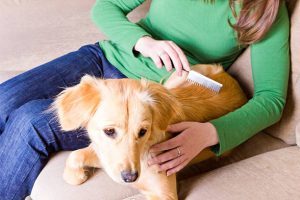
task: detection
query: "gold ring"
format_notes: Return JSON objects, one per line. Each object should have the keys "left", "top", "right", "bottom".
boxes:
{"left": 176, "top": 147, "right": 181, "bottom": 157}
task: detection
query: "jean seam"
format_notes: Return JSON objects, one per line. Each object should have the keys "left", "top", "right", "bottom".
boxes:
{"left": 29, "top": 121, "right": 53, "bottom": 156}
{"left": 47, "top": 120, "right": 60, "bottom": 145}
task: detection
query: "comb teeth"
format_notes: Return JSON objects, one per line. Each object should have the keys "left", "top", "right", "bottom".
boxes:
{"left": 187, "top": 70, "right": 223, "bottom": 93}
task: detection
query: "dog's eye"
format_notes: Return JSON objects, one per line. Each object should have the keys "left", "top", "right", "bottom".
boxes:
{"left": 103, "top": 128, "right": 116, "bottom": 138}
{"left": 138, "top": 128, "right": 147, "bottom": 138}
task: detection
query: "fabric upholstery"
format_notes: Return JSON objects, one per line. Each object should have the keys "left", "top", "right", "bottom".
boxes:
{"left": 178, "top": 146, "right": 300, "bottom": 200}
{"left": 177, "top": 132, "right": 289, "bottom": 180}
{"left": 0, "top": 71, "right": 25, "bottom": 84}
{"left": 0, "top": 0, "right": 98, "bottom": 73}
{"left": 31, "top": 151, "right": 139, "bottom": 200}
{"left": 296, "top": 122, "right": 300, "bottom": 147}
{"left": 264, "top": 0, "right": 300, "bottom": 144}
{"left": 0, "top": 0, "right": 150, "bottom": 83}
{"left": 123, "top": 194, "right": 145, "bottom": 200}
{"left": 31, "top": 132, "right": 288, "bottom": 200}
{"left": 227, "top": 48, "right": 253, "bottom": 97}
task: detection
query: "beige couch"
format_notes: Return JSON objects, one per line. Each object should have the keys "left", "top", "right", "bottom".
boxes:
{"left": 1, "top": 0, "right": 299, "bottom": 199}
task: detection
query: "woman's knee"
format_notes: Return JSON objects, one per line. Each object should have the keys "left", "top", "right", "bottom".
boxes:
{"left": 6, "top": 99, "right": 90, "bottom": 152}
{"left": 0, "top": 84, "right": 28, "bottom": 133}
{"left": 4, "top": 99, "right": 57, "bottom": 154}
{"left": 0, "top": 77, "right": 54, "bottom": 133}
{"left": 8, "top": 99, "right": 53, "bottom": 126}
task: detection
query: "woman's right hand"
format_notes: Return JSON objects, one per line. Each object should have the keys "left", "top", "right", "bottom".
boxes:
{"left": 134, "top": 36, "right": 190, "bottom": 76}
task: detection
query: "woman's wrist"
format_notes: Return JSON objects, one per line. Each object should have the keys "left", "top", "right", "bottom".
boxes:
{"left": 203, "top": 122, "right": 219, "bottom": 147}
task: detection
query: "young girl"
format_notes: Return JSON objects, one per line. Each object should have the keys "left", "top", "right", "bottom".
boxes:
{"left": 0, "top": 0, "right": 289, "bottom": 199}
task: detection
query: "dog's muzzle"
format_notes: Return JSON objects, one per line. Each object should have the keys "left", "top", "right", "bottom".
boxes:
{"left": 121, "top": 170, "right": 138, "bottom": 183}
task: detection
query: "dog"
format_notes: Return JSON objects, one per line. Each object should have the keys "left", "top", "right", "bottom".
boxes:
{"left": 51, "top": 64, "right": 247, "bottom": 200}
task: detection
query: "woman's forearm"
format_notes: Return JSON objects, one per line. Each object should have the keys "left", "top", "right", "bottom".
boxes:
{"left": 91, "top": 0, "right": 151, "bottom": 56}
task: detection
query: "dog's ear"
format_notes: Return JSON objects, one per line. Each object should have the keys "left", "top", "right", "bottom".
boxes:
{"left": 144, "top": 81, "right": 184, "bottom": 130}
{"left": 52, "top": 75, "right": 101, "bottom": 131}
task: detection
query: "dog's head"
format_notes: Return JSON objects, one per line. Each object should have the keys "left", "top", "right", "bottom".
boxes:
{"left": 52, "top": 75, "right": 183, "bottom": 183}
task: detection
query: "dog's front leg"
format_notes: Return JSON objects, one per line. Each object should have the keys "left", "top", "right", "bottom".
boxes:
{"left": 136, "top": 166, "right": 178, "bottom": 200}
{"left": 63, "top": 144, "right": 101, "bottom": 185}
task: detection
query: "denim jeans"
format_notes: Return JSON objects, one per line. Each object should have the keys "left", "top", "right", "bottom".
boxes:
{"left": 0, "top": 43, "right": 126, "bottom": 200}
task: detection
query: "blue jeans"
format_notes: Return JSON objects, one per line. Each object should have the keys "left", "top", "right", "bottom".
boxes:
{"left": 0, "top": 43, "right": 126, "bottom": 200}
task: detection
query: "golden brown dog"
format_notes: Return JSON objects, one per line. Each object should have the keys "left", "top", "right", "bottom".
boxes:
{"left": 52, "top": 64, "right": 247, "bottom": 200}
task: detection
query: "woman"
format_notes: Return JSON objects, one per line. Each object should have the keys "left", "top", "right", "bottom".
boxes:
{"left": 0, "top": 0, "right": 289, "bottom": 199}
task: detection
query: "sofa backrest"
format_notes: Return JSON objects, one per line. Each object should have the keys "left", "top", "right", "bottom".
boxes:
{"left": 229, "top": 0, "right": 300, "bottom": 144}
{"left": 128, "top": 0, "right": 151, "bottom": 22}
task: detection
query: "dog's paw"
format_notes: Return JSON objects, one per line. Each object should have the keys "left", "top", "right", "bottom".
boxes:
{"left": 63, "top": 166, "right": 89, "bottom": 185}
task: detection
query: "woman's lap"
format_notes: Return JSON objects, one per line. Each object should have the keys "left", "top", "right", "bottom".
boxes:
{"left": 0, "top": 43, "right": 126, "bottom": 200}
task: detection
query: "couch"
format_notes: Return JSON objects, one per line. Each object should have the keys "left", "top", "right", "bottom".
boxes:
{"left": 0, "top": 0, "right": 299, "bottom": 199}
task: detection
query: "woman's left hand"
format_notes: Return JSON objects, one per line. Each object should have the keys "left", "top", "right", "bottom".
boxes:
{"left": 148, "top": 122, "right": 219, "bottom": 176}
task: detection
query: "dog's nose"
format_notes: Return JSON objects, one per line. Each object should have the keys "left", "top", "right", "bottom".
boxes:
{"left": 121, "top": 170, "right": 138, "bottom": 183}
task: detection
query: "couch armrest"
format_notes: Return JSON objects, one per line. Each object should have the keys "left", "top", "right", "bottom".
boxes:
{"left": 178, "top": 146, "right": 300, "bottom": 199}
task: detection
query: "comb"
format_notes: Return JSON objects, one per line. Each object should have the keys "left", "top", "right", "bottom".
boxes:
{"left": 187, "top": 70, "right": 223, "bottom": 93}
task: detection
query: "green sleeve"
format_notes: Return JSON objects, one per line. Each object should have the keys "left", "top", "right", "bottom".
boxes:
{"left": 210, "top": 3, "right": 290, "bottom": 156}
{"left": 91, "top": 0, "right": 151, "bottom": 56}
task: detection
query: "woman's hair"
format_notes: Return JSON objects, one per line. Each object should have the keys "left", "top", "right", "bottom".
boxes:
{"left": 228, "top": 0, "right": 280, "bottom": 45}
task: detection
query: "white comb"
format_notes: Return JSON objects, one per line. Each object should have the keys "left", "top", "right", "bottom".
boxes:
{"left": 187, "top": 70, "right": 223, "bottom": 93}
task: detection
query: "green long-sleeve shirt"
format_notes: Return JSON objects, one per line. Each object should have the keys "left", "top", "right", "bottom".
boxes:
{"left": 91, "top": 0, "right": 290, "bottom": 155}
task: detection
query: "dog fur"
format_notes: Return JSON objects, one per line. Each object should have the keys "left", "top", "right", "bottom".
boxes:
{"left": 51, "top": 64, "right": 248, "bottom": 200}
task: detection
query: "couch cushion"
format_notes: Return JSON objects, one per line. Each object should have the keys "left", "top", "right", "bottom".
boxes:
{"left": 30, "top": 151, "right": 139, "bottom": 200}
{"left": 0, "top": 0, "right": 150, "bottom": 84}
{"left": 123, "top": 194, "right": 145, "bottom": 200}
{"left": 265, "top": 0, "right": 300, "bottom": 144}
{"left": 177, "top": 132, "right": 289, "bottom": 180}
{"left": 0, "top": 0, "right": 149, "bottom": 73}
{"left": 178, "top": 146, "right": 300, "bottom": 200}
{"left": 228, "top": 1, "right": 300, "bottom": 144}
{"left": 31, "top": 132, "right": 288, "bottom": 200}
{"left": 0, "top": 0, "right": 98, "bottom": 72}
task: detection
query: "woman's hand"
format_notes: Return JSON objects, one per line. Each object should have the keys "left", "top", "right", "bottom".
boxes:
{"left": 148, "top": 122, "right": 219, "bottom": 176}
{"left": 134, "top": 36, "right": 190, "bottom": 76}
